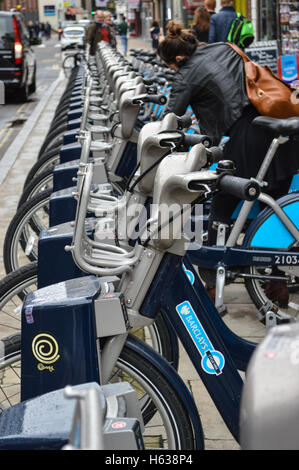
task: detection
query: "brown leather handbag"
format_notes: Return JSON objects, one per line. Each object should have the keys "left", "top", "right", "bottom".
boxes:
{"left": 227, "top": 43, "right": 299, "bottom": 119}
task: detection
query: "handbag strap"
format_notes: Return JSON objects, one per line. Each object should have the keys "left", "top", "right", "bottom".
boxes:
{"left": 226, "top": 42, "right": 250, "bottom": 62}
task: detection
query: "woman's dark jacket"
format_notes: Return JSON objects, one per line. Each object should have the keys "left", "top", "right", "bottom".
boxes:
{"left": 166, "top": 42, "right": 299, "bottom": 187}
{"left": 165, "top": 42, "right": 249, "bottom": 143}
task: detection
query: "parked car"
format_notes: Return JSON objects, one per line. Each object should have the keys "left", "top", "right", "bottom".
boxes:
{"left": 0, "top": 10, "right": 36, "bottom": 102}
{"left": 60, "top": 25, "right": 85, "bottom": 51}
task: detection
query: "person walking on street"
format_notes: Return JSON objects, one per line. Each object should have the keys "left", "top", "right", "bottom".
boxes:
{"left": 85, "top": 10, "right": 113, "bottom": 55}
{"left": 104, "top": 11, "right": 117, "bottom": 49}
{"left": 118, "top": 15, "right": 128, "bottom": 55}
{"left": 45, "top": 22, "right": 51, "bottom": 39}
{"left": 204, "top": 0, "right": 216, "bottom": 16}
{"left": 150, "top": 21, "right": 161, "bottom": 50}
{"left": 191, "top": 7, "right": 210, "bottom": 43}
{"left": 208, "top": 0, "right": 236, "bottom": 43}
{"left": 27, "top": 21, "right": 35, "bottom": 41}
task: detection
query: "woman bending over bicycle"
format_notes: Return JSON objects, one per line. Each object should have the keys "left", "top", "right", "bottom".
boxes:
{"left": 157, "top": 21, "right": 299, "bottom": 305}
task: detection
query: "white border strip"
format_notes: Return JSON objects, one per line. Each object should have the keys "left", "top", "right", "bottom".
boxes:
{"left": 0, "top": 70, "right": 64, "bottom": 187}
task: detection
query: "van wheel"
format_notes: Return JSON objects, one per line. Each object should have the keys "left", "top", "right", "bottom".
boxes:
{"left": 17, "top": 82, "right": 29, "bottom": 102}
{"left": 29, "top": 67, "right": 36, "bottom": 94}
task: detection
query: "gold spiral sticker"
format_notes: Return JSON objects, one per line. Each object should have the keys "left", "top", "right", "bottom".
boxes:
{"left": 32, "top": 333, "right": 60, "bottom": 365}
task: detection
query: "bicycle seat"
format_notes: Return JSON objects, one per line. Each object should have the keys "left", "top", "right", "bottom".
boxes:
{"left": 252, "top": 116, "right": 299, "bottom": 136}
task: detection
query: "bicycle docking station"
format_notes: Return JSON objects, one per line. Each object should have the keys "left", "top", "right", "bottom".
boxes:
{"left": 37, "top": 219, "right": 96, "bottom": 288}
{"left": 240, "top": 321, "right": 299, "bottom": 450}
{"left": 0, "top": 382, "right": 144, "bottom": 450}
{"left": 20, "top": 274, "right": 130, "bottom": 404}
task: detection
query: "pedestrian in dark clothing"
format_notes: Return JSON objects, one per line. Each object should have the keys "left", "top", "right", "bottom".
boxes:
{"left": 45, "top": 22, "right": 51, "bottom": 39}
{"left": 34, "top": 21, "right": 40, "bottom": 36}
{"left": 118, "top": 15, "right": 128, "bottom": 55}
{"left": 191, "top": 7, "right": 210, "bottom": 43}
{"left": 150, "top": 21, "right": 161, "bottom": 50}
{"left": 86, "top": 10, "right": 113, "bottom": 55}
{"left": 204, "top": 0, "right": 216, "bottom": 16}
{"left": 208, "top": 0, "right": 236, "bottom": 43}
{"left": 27, "top": 21, "right": 35, "bottom": 41}
{"left": 157, "top": 20, "right": 299, "bottom": 304}
{"left": 40, "top": 22, "right": 45, "bottom": 38}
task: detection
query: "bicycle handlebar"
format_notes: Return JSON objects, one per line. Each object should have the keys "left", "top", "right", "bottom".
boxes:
{"left": 206, "top": 146, "right": 223, "bottom": 163}
{"left": 217, "top": 174, "right": 261, "bottom": 201}
{"left": 187, "top": 173, "right": 260, "bottom": 201}
{"left": 183, "top": 133, "right": 212, "bottom": 147}
{"left": 132, "top": 93, "right": 167, "bottom": 105}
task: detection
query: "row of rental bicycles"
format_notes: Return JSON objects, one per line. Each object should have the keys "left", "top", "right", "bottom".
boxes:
{"left": 0, "top": 41, "right": 299, "bottom": 450}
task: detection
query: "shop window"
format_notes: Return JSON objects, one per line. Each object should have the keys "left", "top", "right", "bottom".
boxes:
{"left": 259, "top": 0, "right": 278, "bottom": 40}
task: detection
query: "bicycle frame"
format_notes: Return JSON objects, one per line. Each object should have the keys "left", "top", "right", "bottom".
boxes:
{"left": 139, "top": 252, "right": 255, "bottom": 442}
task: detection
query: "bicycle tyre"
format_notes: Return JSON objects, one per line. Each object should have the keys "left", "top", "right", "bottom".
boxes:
{"left": 0, "top": 333, "right": 21, "bottom": 409}
{"left": 3, "top": 189, "right": 52, "bottom": 274}
{"left": 37, "top": 123, "right": 68, "bottom": 158}
{"left": 37, "top": 134, "right": 64, "bottom": 159}
{"left": 0, "top": 334, "right": 192, "bottom": 449}
{"left": 23, "top": 146, "right": 61, "bottom": 189}
{"left": 115, "top": 342, "right": 196, "bottom": 449}
{"left": 244, "top": 194, "right": 299, "bottom": 318}
{"left": 18, "top": 168, "right": 53, "bottom": 208}
{"left": 0, "top": 262, "right": 38, "bottom": 336}
{"left": 63, "top": 54, "right": 83, "bottom": 74}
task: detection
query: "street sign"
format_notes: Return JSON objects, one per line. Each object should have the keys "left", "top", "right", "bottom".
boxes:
{"left": 245, "top": 40, "right": 279, "bottom": 74}
{"left": 277, "top": 54, "right": 299, "bottom": 86}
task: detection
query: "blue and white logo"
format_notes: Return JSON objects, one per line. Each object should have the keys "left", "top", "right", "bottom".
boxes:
{"left": 176, "top": 300, "right": 225, "bottom": 375}
{"left": 182, "top": 263, "right": 195, "bottom": 285}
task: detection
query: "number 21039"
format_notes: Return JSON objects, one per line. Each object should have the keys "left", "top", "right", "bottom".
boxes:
{"left": 275, "top": 255, "right": 299, "bottom": 264}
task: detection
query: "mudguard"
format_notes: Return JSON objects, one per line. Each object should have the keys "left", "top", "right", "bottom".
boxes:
{"left": 242, "top": 192, "right": 299, "bottom": 249}
{"left": 125, "top": 334, "right": 204, "bottom": 450}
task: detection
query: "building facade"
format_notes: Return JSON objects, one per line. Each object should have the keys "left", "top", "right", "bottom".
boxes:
{"left": 0, "top": 0, "right": 39, "bottom": 23}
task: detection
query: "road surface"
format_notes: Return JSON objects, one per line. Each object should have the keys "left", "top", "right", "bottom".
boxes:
{"left": 0, "top": 35, "right": 63, "bottom": 159}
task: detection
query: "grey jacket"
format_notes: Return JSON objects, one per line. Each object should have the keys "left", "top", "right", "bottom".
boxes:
{"left": 165, "top": 42, "right": 249, "bottom": 143}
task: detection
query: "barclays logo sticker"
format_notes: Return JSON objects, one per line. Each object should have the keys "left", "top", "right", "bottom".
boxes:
{"left": 176, "top": 300, "right": 225, "bottom": 375}
{"left": 182, "top": 263, "right": 195, "bottom": 285}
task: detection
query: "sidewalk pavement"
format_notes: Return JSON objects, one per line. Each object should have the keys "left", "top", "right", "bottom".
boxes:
{"left": 0, "top": 38, "right": 265, "bottom": 450}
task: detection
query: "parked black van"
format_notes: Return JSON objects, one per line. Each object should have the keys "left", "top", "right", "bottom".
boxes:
{"left": 0, "top": 10, "right": 36, "bottom": 102}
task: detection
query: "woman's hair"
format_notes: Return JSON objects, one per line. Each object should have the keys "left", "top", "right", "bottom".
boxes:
{"left": 157, "top": 21, "right": 198, "bottom": 65}
{"left": 205, "top": 0, "right": 216, "bottom": 9}
{"left": 192, "top": 7, "right": 210, "bottom": 32}
{"left": 151, "top": 21, "right": 159, "bottom": 28}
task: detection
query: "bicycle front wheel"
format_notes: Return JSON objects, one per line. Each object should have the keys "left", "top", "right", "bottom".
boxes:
{"left": 0, "top": 333, "right": 21, "bottom": 409}
{"left": 0, "top": 334, "right": 195, "bottom": 449}
{"left": 62, "top": 54, "right": 82, "bottom": 77}
{"left": 0, "top": 262, "right": 38, "bottom": 336}
{"left": 3, "top": 189, "right": 51, "bottom": 273}
{"left": 114, "top": 342, "right": 197, "bottom": 449}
